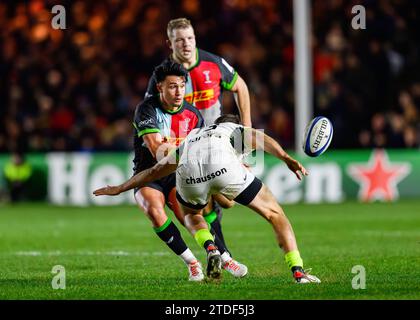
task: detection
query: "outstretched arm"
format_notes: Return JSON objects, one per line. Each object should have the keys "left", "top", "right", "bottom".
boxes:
{"left": 245, "top": 128, "right": 308, "bottom": 180}
{"left": 231, "top": 75, "right": 252, "bottom": 127}
{"left": 93, "top": 153, "right": 178, "bottom": 196}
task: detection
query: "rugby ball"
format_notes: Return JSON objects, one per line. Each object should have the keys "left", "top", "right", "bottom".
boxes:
{"left": 302, "top": 116, "right": 333, "bottom": 157}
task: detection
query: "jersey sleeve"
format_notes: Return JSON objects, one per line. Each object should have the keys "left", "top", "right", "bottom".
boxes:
{"left": 145, "top": 74, "right": 158, "bottom": 99}
{"left": 133, "top": 103, "right": 160, "bottom": 137}
{"left": 218, "top": 57, "right": 238, "bottom": 91}
{"left": 195, "top": 109, "right": 205, "bottom": 129}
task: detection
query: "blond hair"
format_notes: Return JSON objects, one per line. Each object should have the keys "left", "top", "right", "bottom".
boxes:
{"left": 167, "top": 18, "right": 193, "bottom": 39}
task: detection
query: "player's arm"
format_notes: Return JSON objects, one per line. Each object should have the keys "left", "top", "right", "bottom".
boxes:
{"left": 143, "top": 132, "right": 176, "bottom": 160}
{"left": 144, "top": 74, "right": 158, "bottom": 99}
{"left": 217, "top": 54, "right": 252, "bottom": 127}
{"left": 245, "top": 127, "right": 308, "bottom": 180}
{"left": 93, "top": 152, "right": 178, "bottom": 196}
{"left": 231, "top": 75, "right": 252, "bottom": 127}
{"left": 133, "top": 103, "right": 175, "bottom": 160}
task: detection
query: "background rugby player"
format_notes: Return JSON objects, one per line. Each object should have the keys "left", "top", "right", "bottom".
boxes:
{"left": 132, "top": 60, "right": 204, "bottom": 281}
{"left": 133, "top": 61, "right": 246, "bottom": 281}
{"left": 146, "top": 18, "right": 252, "bottom": 264}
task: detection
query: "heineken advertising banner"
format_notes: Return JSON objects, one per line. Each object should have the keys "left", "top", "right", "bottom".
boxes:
{"left": 0, "top": 149, "right": 419, "bottom": 206}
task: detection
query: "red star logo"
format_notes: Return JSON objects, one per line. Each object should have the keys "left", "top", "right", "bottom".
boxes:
{"left": 347, "top": 149, "right": 411, "bottom": 202}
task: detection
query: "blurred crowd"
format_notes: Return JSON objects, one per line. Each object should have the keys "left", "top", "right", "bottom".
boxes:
{"left": 1, "top": 0, "right": 419, "bottom": 153}
{"left": 312, "top": 0, "right": 420, "bottom": 149}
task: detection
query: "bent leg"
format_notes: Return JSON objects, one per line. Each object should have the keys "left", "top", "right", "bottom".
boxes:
{"left": 182, "top": 196, "right": 247, "bottom": 277}
{"left": 246, "top": 184, "right": 298, "bottom": 252}
{"left": 167, "top": 187, "right": 185, "bottom": 226}
{"left": 246, "top": 184, "right": 320, "bottom": 283}
{"left": 135, "top": 187, "right": 167, "bottom": 228}
{"left": 179, "top": 202, "right": 222, "bottom": 279}
{"left": 202, "top": 198, "right": 231, "bottom": 256}
{"left": 180, "top": 204, "right": 208, "bottom": 237}
{"left": 135, "top": 187, "right": 197, "bottom": 264}
{"left": 213, "top": 193, "right": 235, "bottom": 209}
{"left": 175, "top": 196, "right": 217, "bottom": 252}
{"left": 246, "top": 184, "right": 306, "bottom": 272}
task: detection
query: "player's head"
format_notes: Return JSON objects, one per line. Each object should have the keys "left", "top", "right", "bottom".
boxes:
{"left": 166, "top": 18, "right": 196, "bottom": 63}
{"left": 215, "top": 114, "right": 241, "bottom": 125}
{"left": 154, "top": 61, "right": 188, "bottom": 109}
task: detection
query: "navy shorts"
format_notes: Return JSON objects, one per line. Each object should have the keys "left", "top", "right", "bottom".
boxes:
{"left": 134, "top": 172, "right": 176, "bottom": 202}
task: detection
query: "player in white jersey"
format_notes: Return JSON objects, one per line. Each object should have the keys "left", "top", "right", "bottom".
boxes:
{"left": 175, "top": 121, "right": 257, "bottom": 209}
{"left": 93, "top": 115, "right": 321, "bottom": 283}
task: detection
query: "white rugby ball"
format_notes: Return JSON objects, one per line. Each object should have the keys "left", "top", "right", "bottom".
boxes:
{"left": 302, "top": 116, "right": 333, "bottom": 157}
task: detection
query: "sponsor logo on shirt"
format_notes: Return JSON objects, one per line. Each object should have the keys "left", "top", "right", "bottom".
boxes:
{"left": 186, "top": 168, "right": 227, "bottom": 184}
{"left": 184, "top": 89, "right": 215, "bottom": 103}
{"left": 138, "top": 118, "right": 153, "bottom": 127}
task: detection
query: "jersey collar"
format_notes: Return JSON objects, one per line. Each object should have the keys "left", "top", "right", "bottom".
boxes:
{"left": 158, "top": 96, "right": 185, "bottom": 114}
{"left": 187, "top": 48, "right": 200, "bottom": 71}
{"left": 169, "top": 48, "right": 200, "bottom": 71}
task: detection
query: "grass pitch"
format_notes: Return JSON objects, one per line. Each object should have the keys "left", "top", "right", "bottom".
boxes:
{"left": 0, "top": 200, "right": 419, "bottom": 300}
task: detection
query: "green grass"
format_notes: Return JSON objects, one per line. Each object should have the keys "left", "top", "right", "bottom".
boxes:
{"left": 0, "top": 200, "right": 419, "bottom": 299}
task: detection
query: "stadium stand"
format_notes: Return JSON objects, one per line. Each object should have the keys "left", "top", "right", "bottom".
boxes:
{"left": 0, "top": 0, "right": 419, "bottom": 152}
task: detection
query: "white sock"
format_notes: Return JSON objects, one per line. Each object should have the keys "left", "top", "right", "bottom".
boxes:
{"left": 179, "top": 248, "right": 197, "bottom": 264}
{"left": 221, "top": 252, "right": 231, "bottom": 264}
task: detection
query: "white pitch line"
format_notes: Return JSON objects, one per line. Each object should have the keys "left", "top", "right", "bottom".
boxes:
{"left": 10, "top": 250, "right": 170, "bottom": 257}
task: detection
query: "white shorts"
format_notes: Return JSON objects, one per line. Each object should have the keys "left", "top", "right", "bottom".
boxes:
{"left": 175, "top": 159, "right": 262, "bottom": 209}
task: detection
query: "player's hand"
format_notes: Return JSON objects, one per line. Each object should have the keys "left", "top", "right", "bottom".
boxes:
{"left": 93, "top": 185, "right": 122, "bottom": 196}
{"left": 285, "top": 157, "right": 308, "bottom": 181}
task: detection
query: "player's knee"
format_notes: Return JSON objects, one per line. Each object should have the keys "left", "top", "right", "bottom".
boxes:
{"left": 217, "top": 199, "right": 235, "bottom": 209}
{"left": 146, "top": 206, "right": 167, "bottom": 224}
{"left": 263, "top": 208, "right": 281, "bottom": 223}
{"left": 185, "top": 212, "right": 206, "bottom": 228}
{"left": 214, "top": 195, "right": 235, "bottom": 209}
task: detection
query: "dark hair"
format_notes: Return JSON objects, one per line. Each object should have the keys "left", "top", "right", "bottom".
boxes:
{"left": 214, "top": 114, "right": 241, "bottom": 124}
{"left": 153, "top": 61, "right": 188, "bottom": 83}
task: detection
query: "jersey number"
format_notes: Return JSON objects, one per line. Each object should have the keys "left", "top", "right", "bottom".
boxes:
{"left": 195, "top": 124, "right": 218, "bottom": 135}
{"left": 203, "top": 124, "right": 218, "bottom": 132}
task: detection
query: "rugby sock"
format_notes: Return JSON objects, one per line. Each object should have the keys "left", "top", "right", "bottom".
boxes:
{"left": 204, "top": 210, "right": 218, "bottom": 224}
{"left": 209, "top": 225, "right": 227, "bottom": 255}
{"left": 284, "top": 250, "right": 304, "bottom": 270}
{"left": 194, "top": 229, "right": 216, "bottom": 252}
{"left": 205, "top": 210, "right": 231, "bottom": 255}
{"left": 179, "top": 248, "right": 197, "bottom": 264}
{"left": 154, "top": 217, "right": 190, "bottom": 257}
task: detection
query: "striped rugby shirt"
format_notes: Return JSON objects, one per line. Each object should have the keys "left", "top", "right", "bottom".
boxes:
{"left": 132, "top": 95, "right": 203, "bottom": 172}
{"left": 146, "top": 48, "right": 238, "bottom": 125}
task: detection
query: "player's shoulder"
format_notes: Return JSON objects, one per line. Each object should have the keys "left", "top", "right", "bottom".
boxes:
{"left": 219, "top": 121, "right": 244, "bottom": 131}
{"left": 150, "top": 56, "right": 172, "bottom": 73}
{"left": 134, "top": 95, "right": 159, "bottom": 117}
{"left": 198, "top": 48, "right": 236, "bottom": 76}
{"left": 198, "top": 48, "right": 223, "bottom": 63}
{"left": 183, "top": 101, "right": 201, "bottom": 115}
